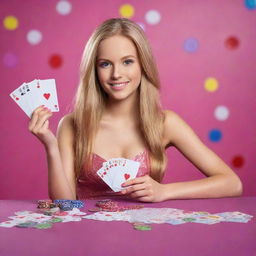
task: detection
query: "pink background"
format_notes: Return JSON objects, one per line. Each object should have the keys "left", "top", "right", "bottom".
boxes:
{"left": 1, "top": 0, "right": 255, "bottom": 199}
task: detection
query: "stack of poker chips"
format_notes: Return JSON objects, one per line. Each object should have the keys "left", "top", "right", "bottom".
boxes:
{"left": 37, "top": 200, "right": 56, "bottom": 209}
{"left": 95, "top": 199, "right": 144, "bottom": 212}
{"left": 54, "top": 200, "right": 84, "bottom": 211}
{"left": 37, "top": 200, "right": 60, "bottom": 215}
{"left": 37, "top": 199, "right": 84, "bottom": 214}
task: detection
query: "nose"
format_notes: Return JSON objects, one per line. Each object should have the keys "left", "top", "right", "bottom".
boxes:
{"left": 111, "top": 64, "right": 122, "bottom": 80}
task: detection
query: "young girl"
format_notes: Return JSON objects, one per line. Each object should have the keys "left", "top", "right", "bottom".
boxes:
{"left": 29, "top": 18, "right": 242, "bottom": 202}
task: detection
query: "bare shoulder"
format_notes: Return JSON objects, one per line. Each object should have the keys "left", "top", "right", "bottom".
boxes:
{"left": 163, "top": 109, "right": 181, "bottom": 123}
{"left": 57, "top": 113, "right": 75, "bottom": 142}
{"left": 162, "top": 109, "right": 192, "bottom": 148}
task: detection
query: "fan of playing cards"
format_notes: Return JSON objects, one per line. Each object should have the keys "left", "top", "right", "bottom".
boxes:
{"left": 9, "top": 79, "right": 59, "bottom": 118}
{"left": 97, "top": 158, "right": 140, "bottom": 192}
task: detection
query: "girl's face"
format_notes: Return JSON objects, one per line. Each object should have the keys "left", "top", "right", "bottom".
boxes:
{"left": 96, "top": 35, "right": 142, "bottom": 102}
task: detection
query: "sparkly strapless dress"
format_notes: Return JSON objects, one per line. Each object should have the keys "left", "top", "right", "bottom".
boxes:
{"left": 76, "top": 150, "right": 150, "bottom": 199}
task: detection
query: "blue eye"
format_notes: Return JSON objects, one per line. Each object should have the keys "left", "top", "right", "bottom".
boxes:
{"left": 124, "top": 59, "right": 134, "bottom": 65}
{"left": 99, "top": 62, "right": 110, "bottom": 68}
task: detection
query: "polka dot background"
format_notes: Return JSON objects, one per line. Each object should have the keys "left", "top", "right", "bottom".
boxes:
{"left": 1, "top": 0, "right": 256, "bottom": 198}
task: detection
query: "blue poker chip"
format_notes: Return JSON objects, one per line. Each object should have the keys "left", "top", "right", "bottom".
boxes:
{"left": 53, "top": 199, "right": 84, "bottom": 210}
{"left": 70, "top": 200, "right": 84, "bottom": 209}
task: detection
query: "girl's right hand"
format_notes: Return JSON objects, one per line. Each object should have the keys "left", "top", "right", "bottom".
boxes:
{"left": 28, "top": 105, "right": 57, "bottom": 148}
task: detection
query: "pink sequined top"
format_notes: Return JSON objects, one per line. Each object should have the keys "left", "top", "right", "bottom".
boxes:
{"left": 76, "top": 149, "right": 150, "bottom": 199}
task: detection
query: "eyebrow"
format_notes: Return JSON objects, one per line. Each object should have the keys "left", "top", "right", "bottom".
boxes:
{"left": 97, "top": 55, "right": 136, "bottom": 61}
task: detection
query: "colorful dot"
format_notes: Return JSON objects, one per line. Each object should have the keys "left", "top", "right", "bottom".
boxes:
{"left": 232, "top": 155, "right": 245, "bottom": 168}
{"left": 209, "top": 129, "right": 222, "bottom": 142}
{"left": 214, "top": 105, "right": 229, "bottom": 121}
{"left": 145, "top": 10, "right": 161, "bottom": 25}
{"left": 56, "top": 0, "right": 72, "bottom": 15}
{"left": 184, "top": 38, "right": 199, "bottom": 53}
{"left": 3, "top": 53, "right": 18, "bottom": 68}
{"left": 205, "top": 77, "right": 219, "bottom": 92}
{"left": 27, "top": 30, "right": 42, "bottom": 45}
{"left": 225, "top": 36, "right": 239, "bottom": 50}
{"left": 119, "top": 4, "right": 135, "bottom": 18}
{"left": 136, "top": 22, "right": 146, "bottom": 31}
{"left": 3, "top": 16, "right": 19, "bottom": 30}
{"left": 49, "top": 54, "right": 63, "bottom": 68}
{"left": 244, "top": 0, "right": 256, "bottom": 9}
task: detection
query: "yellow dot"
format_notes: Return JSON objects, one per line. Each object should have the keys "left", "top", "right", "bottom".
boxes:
{"left": 119, "top": 4, "right": 135, "bottom": 18}
{"left": 3, "top": 16, "right": 19, "bottom": 30}
{"left": 204, "top": 77, "right": 219, "bottom": 92}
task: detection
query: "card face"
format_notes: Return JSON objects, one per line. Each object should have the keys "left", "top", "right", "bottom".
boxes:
{"left": 97, "top": 166, "right": 113, "bottom": 189}
{"left": 111, "top": 161, "right": 140, "bottom": 192}
{"left": 9, "top": 78, "right": 59, "bottom": 118}
{"left": 36, "top": 79, "right": 59, "bottom": 112}
{"left": 9, "top": 83, "right": 33, "bottom": 117}
{"left": 97, "top": 158, "right": 140, "bottom": 192}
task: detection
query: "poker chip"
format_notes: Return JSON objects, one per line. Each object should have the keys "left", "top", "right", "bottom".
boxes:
{"left": 37, "top": 200, "right": 53, "bottom": 209}
{"left": 50, "top": 218, "right": 63, "bottom": 223}
{"left": 183, "top": 217, "right": 197, "bottom": 222}
{"left": 59, "top": 202, "right": 74, "bottom": 211}
{"left": 70, "top": 200, "right": 84, "bottom": 208}
{"left": 34, "top": 222, "right": 52, "bottom": 229}
{"left": 88, "top": 207, "right": 102, "bottom": 212}
{"left": 96, "top": 199, "right": 143, "bottom": 212}
{"left": 133, "top": 223, "right": 152, "bottom": 231}
{"left": 54, "top": 211, "right": 69, "bottom": 216}
{"left": 43, "top": 207, "right": 60, "bottom": 216}
{"left": 53, "top": 199, "right": 84, "bottom": 210}
{"left": 15, "top": 221, "right": 38, "bottom": 228}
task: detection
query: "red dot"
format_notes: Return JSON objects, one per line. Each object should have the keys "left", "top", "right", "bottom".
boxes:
{"left": 225, "top": 36, "right": 239, "bottom": 50}
{"left": 49, "top": 54, "right": 63, "bottom": 68}
{"left": 232, "top": 155, "right": 244, "bottom": 168}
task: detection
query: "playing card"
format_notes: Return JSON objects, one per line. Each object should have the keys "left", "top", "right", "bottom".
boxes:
{"left": 82, "top": 211, "right": 131, "bottom": 222}
{"left": 26, "top": 79, "right": 59, "bottom": 112}
{"left": 33, "top": 79, "right": 59, "bottom": 112}
{"left": 215, "top": 211, "right": 253, "bottom": 223}
{"left": 110, "top": 160, "right": 140, "bottom": 192}
{"left": 97, "top": 158, "right": 141, "bottom": 192}
{"left": 9, "top": 78, "right": 59, "bottom": 118}
{"left": 9, "top": 83, "right": 34, "bottom": 117}
{"left": 0, "top": 219, "right": 19, "bottom": 228}
{"left": 97, "top": 166, "right": 113, "bottom": 190}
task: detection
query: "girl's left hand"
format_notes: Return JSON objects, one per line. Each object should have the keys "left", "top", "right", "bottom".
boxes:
{"left": 121, "top": 175, "right": 166, "bottom": 202}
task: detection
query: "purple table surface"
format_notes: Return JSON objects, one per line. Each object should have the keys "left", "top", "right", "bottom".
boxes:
{"left": 0, "top": 197, "right": 255, "bottom": 256}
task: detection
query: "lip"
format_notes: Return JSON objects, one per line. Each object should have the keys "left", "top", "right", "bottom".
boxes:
{"left": 108, "top": 81, "right": 129, "bottom": 91}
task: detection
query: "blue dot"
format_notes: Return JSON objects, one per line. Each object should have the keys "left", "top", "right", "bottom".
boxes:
{"left": 183, "top": 38, "right": 199, "bottom": 53}
{"left": 209, "top": 129, "right": 222, "bottom": 142}
{"left": 245, "top": 0, "right": 256, "bottom": 9}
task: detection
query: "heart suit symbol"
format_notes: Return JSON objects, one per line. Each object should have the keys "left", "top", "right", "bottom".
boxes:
{"left": 44, "top": 93, "right": 50, "bottom": 100}
{"left": 124, "top": 173, "right": 130, "bottom": 180}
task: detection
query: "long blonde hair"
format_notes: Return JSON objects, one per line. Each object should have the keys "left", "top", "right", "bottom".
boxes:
{"left": 72, "top": 18, "right": 167, "bottom": 182}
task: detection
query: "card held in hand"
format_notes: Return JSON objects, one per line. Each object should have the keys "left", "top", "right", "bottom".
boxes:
{"left": 9, "top": 78, "right": 59, "bottom": 118}
{"left": 97, "top": 158, "right": 140, "bottom": 192}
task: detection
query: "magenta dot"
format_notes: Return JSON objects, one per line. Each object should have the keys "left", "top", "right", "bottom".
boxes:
{"left": 3, "top": 53, "right": 18, "bottom": 67}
